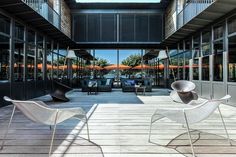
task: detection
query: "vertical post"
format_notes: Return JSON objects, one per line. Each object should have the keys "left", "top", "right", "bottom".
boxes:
{"left": 9, "top": 18, "right": 15, "bottom": 98}
{"left": 224, "top": 18, "right": 228, "bottom": 97}
{"left": 23, "top": 26, "right": 27, "bottom": 100}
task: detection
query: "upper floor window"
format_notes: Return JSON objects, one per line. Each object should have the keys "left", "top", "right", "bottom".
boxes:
{"left": 15, "top": 22, "right": 24, "bottom": 41}
{"left": 193, "top": 36, "right": 200, "bottom": 58}
{"left": 228, "top": 15, "right": 236, "bottom": 35}
{"left": 0, "top": 14, "right": 10, "bottom": 35}
{"left": 214, "top": 24, "right": 224, "bottom": 40}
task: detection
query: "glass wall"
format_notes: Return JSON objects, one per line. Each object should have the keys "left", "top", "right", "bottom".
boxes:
{"left": 228, "top": 16, "right": 236, "bottom": 82}
{"left": 0, "top": 15, "right": 10, "bottom": 81}
{"left": 213, "top": 23, "right": 224, "bottom": 81}
{"left": 37, "top": 34, "right": 44, "bottom": 80}
{"left": 0, "top": 14, "right": 10, "bottom": 81}
{"left": 14, "top": 22, "right": 24, "bottom": 82}
{"left": 193, "top": 36, "right": 200, "bottom": 80}
{"left": 201, "top": 30, "right": 211, "bottom": 81}
{"left": 26, "top": 29, "right": 36, "bottom": 80}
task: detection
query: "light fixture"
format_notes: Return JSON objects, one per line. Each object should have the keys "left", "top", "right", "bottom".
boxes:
{"left": 157, "top": 50, "right": 168, "bottom": 59}
{"left": 66, "top": 50, "right": 77, "bottom": 59}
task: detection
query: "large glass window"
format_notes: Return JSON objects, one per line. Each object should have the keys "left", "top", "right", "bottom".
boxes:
{"left": 213, "top": 40, "right": 223, "bottom": 81}
{"left": 26, "top": 29, "right": 35, "bottom": 80}
{"left": 58, "top": 50, "right": 66, "bottom": 79}
{"left": 193, "top": 59, "right": 199, "bottom": 80}
{"left": 228, "top": 35, "right": 236, "bottom": 82}
{"left": 169, "top": 50, "right": 178, "bottom": 81}
{"left": 46, "top": 39, "right": 52, "bottom": 80}
{"left": 201, "top": 30, "right": 211, "bottom": 81}
{"left": 14, "top": 22, "right": 24, "bottom": 82}
{"left": 52, "top": 43, "right": 58, "bottom": 79}
{"left": 0, "top": 35, "right": 10, "bottom": 81}
{"left": 228, "top": 15, "right": 236, "bottom": 35}
{"left": 184, "top": 51, "right": 192, "bottom": 80}
{"left": 193, "top": 36, "right": 200, "bottom": 58}
{"left": 202, "top": 57, "right": 210, "bottom": 81}
{"left": 0, "top": 14, "right": 10, "bottom": 35}
{"left": 37, "top": 34, "right": 44, "bottom": 80}
{"left": 193, "top": 36, "right": 200, "bottom": 80}
{"left": 178, "top": 53, "right": 184, "bottom": 80}
{"left": 213, "top": 23, "right": 224, "bottom": 82}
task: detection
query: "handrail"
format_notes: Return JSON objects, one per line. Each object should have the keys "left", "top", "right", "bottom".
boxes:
{"left": 177, "top": 0, "right": 216, "bottom": 29}
{"left": 22, "top": 0, "right": 61, "bottom": 29}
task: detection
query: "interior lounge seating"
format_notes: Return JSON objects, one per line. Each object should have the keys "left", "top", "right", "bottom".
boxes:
{"left": 50, "top": 81, "right": 73, "bottom": 102}
{"left": 149, "top": 95, "right": 232, "bottom": 157}
{"left": 81, "top": 79, "right": 113, "bottom": 92}
{"left": 121, "top": 78, "right": 152, "bottom": 92}
{"left": 1, "top": 96, "right": 90, "bottom": 156}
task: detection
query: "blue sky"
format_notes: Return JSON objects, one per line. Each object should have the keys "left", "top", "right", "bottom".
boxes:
{"left": 95, "top": 50, "right": 142, "bottom": 64}
{"left": 76, "top": 0, "right": 161, "bottom": 3}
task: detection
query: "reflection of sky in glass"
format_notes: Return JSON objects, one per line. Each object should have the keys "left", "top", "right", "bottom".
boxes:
{"left": 94, "top": 49, "right": 142, "bottom": 64}
{"left": 76, "top": 0, "right": 160, "bottom": 3}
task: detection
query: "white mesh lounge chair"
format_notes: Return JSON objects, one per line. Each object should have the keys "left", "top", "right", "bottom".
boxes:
{"left": 148, "top": 95, "right": 232, "bottom": 157}
{"left": 1, "top": 96, "right": 90, "bottom": 156}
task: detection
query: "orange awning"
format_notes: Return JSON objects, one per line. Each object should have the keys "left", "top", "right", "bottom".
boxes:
{"left": 152, "top": 64, "right": 165, "bottom": 70}
{"left": 104, "top": 64, "right": 131, "bottom": 70}
{"left": 132, "top": 64, "right": 152, "bottom": 70}
{"left": 86, "top": 65, "right": 103, "bottom": 70}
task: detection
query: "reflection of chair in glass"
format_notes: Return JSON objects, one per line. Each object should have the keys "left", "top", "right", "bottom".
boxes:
{"left": 50, "top": 81, "right": 72, "bottom": 102}
{"left": 1, "top": 96, "right": 90, "bottom": 156}
{"left": 170, "top": 80, "right": 198, "bottom": 104}
{"left": 149, "top": 95, "right": 232, "bottom": 157}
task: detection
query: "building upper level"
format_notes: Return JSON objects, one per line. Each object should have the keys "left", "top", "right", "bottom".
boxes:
{"left": 164, "top": 0, "right": 236, "bottom": 46}
{"left": 1, "top": 0, "right": 235, "bottom": 48}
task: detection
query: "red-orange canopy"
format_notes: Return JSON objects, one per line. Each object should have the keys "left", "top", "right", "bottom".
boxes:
{"left": 152, "top": 64, "right": 165, "bottom": 70}
{"left": 169, "top": 65, "right": 178, "bottom": 69}
{"left": 104, "top": 64, "right": 131, "bottom": 70}
{"left": 86, "top": 65, "right": 103, "bottom": 70}
{"left": 132, "top": 64, "right": 152, "bottom": 70}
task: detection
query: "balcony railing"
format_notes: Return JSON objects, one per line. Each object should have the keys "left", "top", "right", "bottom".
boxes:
{"left": 177, "top": 0, "right": 215, "bottom": 29}
{"left": 22, "top": 0, "right": 60, "bottom": 29}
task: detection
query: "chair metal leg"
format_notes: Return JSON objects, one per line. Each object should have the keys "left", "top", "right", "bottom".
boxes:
{"left": 218, "top": 107, "right": 232, "bottom": 146}
{"left": 85, "top": 116, "right": 90, "bottom": 141}
{"left": 49, "top": 111, "right": 59, "bottom": 157}
{"left": 148, "top": 117, "right": 153, "bottom": 142}
{"left": 1, "top": 106, "right": 16, "bottom": 150}
{"left": 184, "top": 112, "right": 195, "bottom": 157}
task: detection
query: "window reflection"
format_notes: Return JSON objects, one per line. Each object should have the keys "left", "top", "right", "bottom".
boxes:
{"left": 193, "top": 59, "right": 199, "bottom": 80}
{"left": 37, "top": 34, "right": 43, "bottom": 80}
{"left": 228, "top": 36, "right": 236, "bottom": 82}
{"left": 202, "top": 57, "right": 210, "bottom": 81}
{"left": 0, "top": 14, "right": 10, "bottom": 35}
{"left": 14, "top": 40, "right": 24, "bottom": 81}
{"left": 27, "top": 29, "right": 35, "bottom": 80}
{"left": 213, "top": 40, "right": 223, "bottom": 81}
{"left": 184, "top": 51, "right": 191, "bottom": 80}
{"left": 0, "top": 35, "right": 10, "bottom": 81}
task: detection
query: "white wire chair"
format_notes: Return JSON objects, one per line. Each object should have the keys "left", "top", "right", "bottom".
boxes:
{"left": 1, "top": 96, "right": 90, "bottom": 156}
{"left": 148, "top": 95, "right": 232, "bottom": 157}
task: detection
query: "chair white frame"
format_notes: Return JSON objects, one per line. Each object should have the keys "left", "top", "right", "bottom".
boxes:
{"left": 1, "top": 96, "right": 90, "bottom": 157}
{"left": 148, "top": 95, "right": 232, "bottom": 157}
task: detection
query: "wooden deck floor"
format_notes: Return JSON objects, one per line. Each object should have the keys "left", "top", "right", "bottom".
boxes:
{"left": 0, "top": 89, "right": 236, "bottom": 157}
